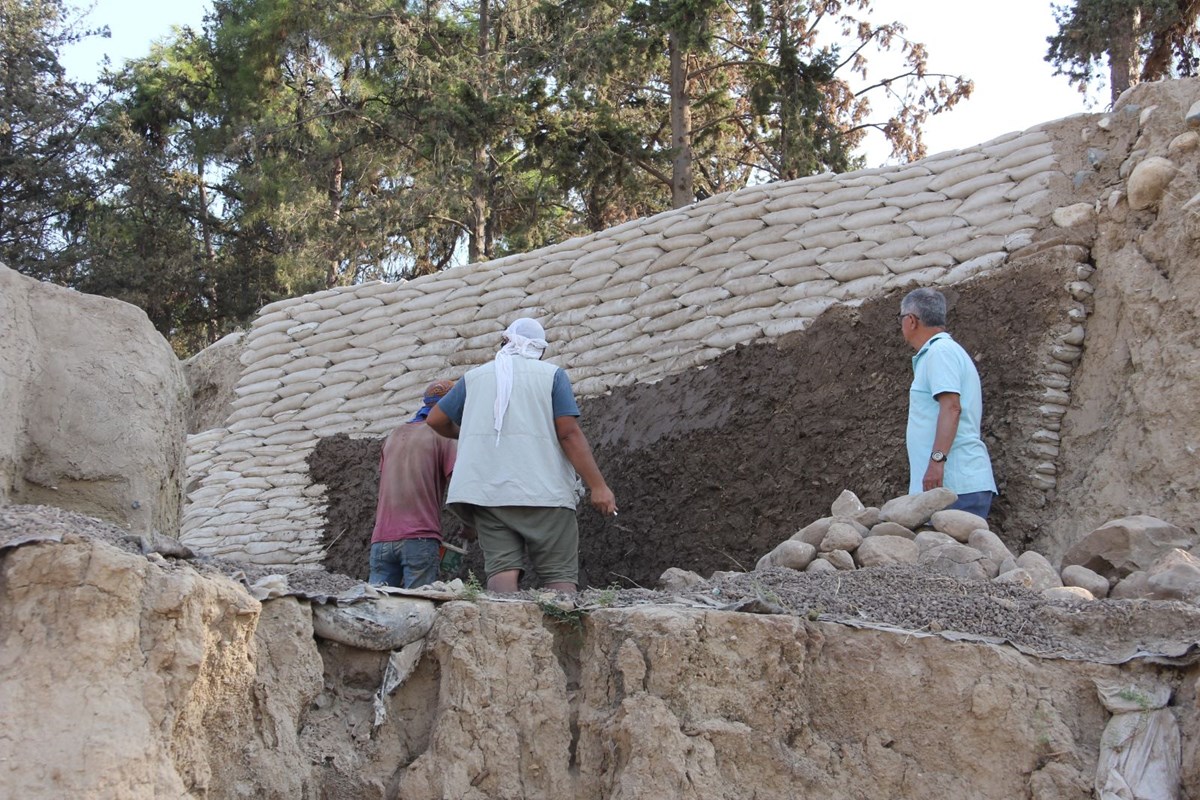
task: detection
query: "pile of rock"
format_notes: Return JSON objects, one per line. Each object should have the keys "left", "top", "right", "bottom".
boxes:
{"left": 748, "top": 489, "right": 1200, "bottom": 604}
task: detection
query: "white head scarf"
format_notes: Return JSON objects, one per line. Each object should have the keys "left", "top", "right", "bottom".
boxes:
{"left": 493, "top": 318, "right": 548, "bottom": 443}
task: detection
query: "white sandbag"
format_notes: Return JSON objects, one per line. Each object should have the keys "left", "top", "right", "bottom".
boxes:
{"left": 1094, "top": 680, "right": 1181, "bottom": 800}
{"left": 311, "top": 597, "right": 437, "bottom": 651}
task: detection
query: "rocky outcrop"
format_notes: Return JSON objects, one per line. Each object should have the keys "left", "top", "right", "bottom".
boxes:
{"left": 1040, "top": 79, "right": 1200, "bottom": 558}
{"left": 0, "top": 532, "right": 312, "bottom": 798}
{"left": 3, "top": 526, "right": 1198, "bottom": 799}
{"left": 0, "top": 263, "right": 188, "bottom": 534}
{"left": 183, "top": 330, "right": 246, "bottom": 435}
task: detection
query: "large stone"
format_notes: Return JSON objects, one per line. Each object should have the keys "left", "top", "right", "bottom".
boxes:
{"left": 1016, "top": 552, "right": 1063, "bottom": 591}
{"left": 1126, "top": 156, "right": 1176, "bottom": 210}
{"left": 791, "top": 517, "right": 833, "bottom": 547}
{"left": 819, "top": 549, "right": 856, "bottom": 571}
{"left": 183, "top": 331, "right": 247, "bottom": 433}
{"left": 756, "top": 540, "right": 817, "bottom": 572}
{"left": 1060, "top": 565, "right": 1109, "bottom": 599}
{"left": 830, "top": 489, "right": 865, "bottom": 518}
{"left": 0, "top": 264, "right": 188, "bottom": 533}
{"left": 915, "top": 530, "right": 958, "bottom": 553}
{"left": 1110, "top": 571, "right": 1151, "bottom": 600}
{"left": 819, "top": 522, "right": 864, "bottom": 553}
{"left": 870, "top": 521, "right": 917, "bottom": 540}
{"left": 931, "top": 510, "right": 989, "bottom": 543}
{"left": 1061, "top": 515, "right": 1196, "bottom": 583}
{"left": 658, "top": 567, "right": 708, "bottom": 592}
{"left": 1043, "top": 586, "right": 1094, "bottom": 602}
{"left": 879, "top": 488, "right": 957, "bottom": 529}
{"left": 968, "top": 529, "right": 1016, "bottom": 577}
{"left": 1145, "top": 549, "right": 1200, "bottom": 602}
{"left": 854, "top": 506, "right": 882, "bottom": 528}
{"left": 805, "top": 558, "right": 838, "bottom": 574}
{"left": 855, "top": 536, "right": 919, "bottom": 568}
{"left": 919, "top": 542, "right": 989, "bottom": 581}
{"left": 995, "top": 568, "right": 1034, "bottom": 588}
{"left": 1052, "top": 203, "right": 1096, "bottom": 228}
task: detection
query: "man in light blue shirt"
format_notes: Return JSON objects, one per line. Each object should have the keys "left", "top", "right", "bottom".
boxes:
{"left": 899, "top": 288, "right": 997, "bottom": 519}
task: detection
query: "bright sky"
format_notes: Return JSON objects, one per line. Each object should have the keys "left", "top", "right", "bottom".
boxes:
{"left": 61, "top": 0, "right": 1099, "bottom": 167}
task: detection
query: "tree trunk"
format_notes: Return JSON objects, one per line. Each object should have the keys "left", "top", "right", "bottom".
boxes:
{"left": 469, "top": 0, "right": 491, "bottom": 263}
{"left": 669, "top": 30, "right": 693, "bottom": 209}
{"left": 1142, "top": 0, "right": 1200, "bottom": 82}
{"left": 1107, "top": 8, "right": 1140, "bottom": 104}
{"left": 196, "top": 153, "right": 215, "bottom": 264}
{"left": 326, "top": 155, "right": 343, "bottom": 288}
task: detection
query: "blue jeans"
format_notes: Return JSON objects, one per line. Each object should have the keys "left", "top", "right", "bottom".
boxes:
{"left": 369, "top": 538, "right": 441, "bottom": 588}
{"left": 949, "top": 491, "right": 994, "bottom": 520}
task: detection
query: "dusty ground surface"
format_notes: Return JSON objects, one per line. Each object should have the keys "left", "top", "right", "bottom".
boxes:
{"left": 8, "top": 504, "right": 1197, "bottom": 665}
{"left": 0, "top": 505, "right": 361, "bottom": 598}
{"left": 313, "top": 258, "right": 1073, "bottom": 588}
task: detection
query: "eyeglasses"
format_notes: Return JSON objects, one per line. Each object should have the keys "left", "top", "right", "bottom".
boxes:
{"left": 898, "top": 313, "right": 914, "bottom": 322}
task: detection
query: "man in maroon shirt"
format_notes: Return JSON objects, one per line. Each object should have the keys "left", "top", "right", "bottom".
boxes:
{"left": 369, "top": 379, "right": 459, "bottom": 588}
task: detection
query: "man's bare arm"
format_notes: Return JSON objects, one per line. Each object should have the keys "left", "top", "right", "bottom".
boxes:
{"left": 923, "top": 392, "right": 961, "bottom": 491}
{"left": 426, "top": 406, "right": 459, "bottom": 439}
{"left": 554, "top": 416, "right": 617, "bottom": 515}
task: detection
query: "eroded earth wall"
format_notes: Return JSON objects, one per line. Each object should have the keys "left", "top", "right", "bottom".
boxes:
{"left": 3, "top": 532, "right": 1198, "bottom": 799}
{"left": 0, "top": 265, "right": 188, "bottom": 533}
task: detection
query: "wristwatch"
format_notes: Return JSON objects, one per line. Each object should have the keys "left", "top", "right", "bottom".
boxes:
{"left": 930, "top": 450, "right": 947, "bottom": 463}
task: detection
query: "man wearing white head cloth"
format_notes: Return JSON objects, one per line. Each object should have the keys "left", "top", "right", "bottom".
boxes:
{"left": 428, "top": 317, "right": 617, "bottom": 593}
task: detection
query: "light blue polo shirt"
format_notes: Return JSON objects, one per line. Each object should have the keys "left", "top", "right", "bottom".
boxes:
{"left": 907, "top": 332, "right": 997, "bottom": 496}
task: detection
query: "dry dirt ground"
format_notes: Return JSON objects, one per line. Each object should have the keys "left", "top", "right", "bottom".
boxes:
{"left": 312, "top": 259, "right": 1071, "bottom": 588}
{"left": 7, "top": 504, "right": 1197, "bottom": 666}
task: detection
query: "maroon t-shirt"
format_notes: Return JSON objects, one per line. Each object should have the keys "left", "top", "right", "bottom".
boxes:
{"left": 370, "top": 422, "right": 456, "bottom": 544}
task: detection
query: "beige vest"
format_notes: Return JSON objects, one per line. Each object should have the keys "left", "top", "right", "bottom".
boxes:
{"left": 446, "top": 358, "right": 579, "bottom": 509}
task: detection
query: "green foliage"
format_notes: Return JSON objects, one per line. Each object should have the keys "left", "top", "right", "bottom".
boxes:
{"left": 536, "top": 596, "right": 587, "bottom": 630}
{"left": 462, "top": 570, "right": 484, "bottom": 601}
{"left": 0, "top": 0, "right": 102, "bottom": 279}
{"left": 1046, "top": 0, "right": 1200, "bottom": 102}
{"left": 1116, "top": 686, "right": 1154, "bottom": 710}
{"left": 2, "top": 0, "right": 973, "bottom": 353}
{"left": 596, "top": 582, "right": 622, "bottom": 607}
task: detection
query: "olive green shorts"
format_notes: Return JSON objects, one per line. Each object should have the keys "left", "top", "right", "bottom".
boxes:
{"left": 449, "top": 504, "right": 579, "bottom": 584}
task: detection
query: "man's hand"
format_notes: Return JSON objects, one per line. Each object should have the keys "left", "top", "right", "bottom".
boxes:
{"left": 922, "top": 460, "right": 945, "bottom": 491}
{"left": 589, "top": 484, "right": 617, "bottom": 516}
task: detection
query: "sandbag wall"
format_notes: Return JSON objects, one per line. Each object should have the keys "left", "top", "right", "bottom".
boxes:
{"left": 181, "top": 126, "right": 1075, "bottom": 567}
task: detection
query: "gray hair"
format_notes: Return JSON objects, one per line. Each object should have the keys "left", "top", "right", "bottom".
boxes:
{"left": 900, "top": 287, "right": 947, "bottom": 327}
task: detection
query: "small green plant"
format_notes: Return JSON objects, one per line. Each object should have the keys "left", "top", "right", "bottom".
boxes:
{"left": 750, "top": 578, "right": 786, "bottom": 610}
{"left": 1117, "top": 687, "right": 1153, "bottom": 710}
{"left": 537, "top": 597, "right": 586, "bottom": 631}
{"left": 461, "top": 571, "right": 483, "bottom": 601}
{"left": 1032, "top": 708, "right": 1054, "bottom": 749}
{"left": 596, "top": 582, "right": 622, "bottom": 607}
